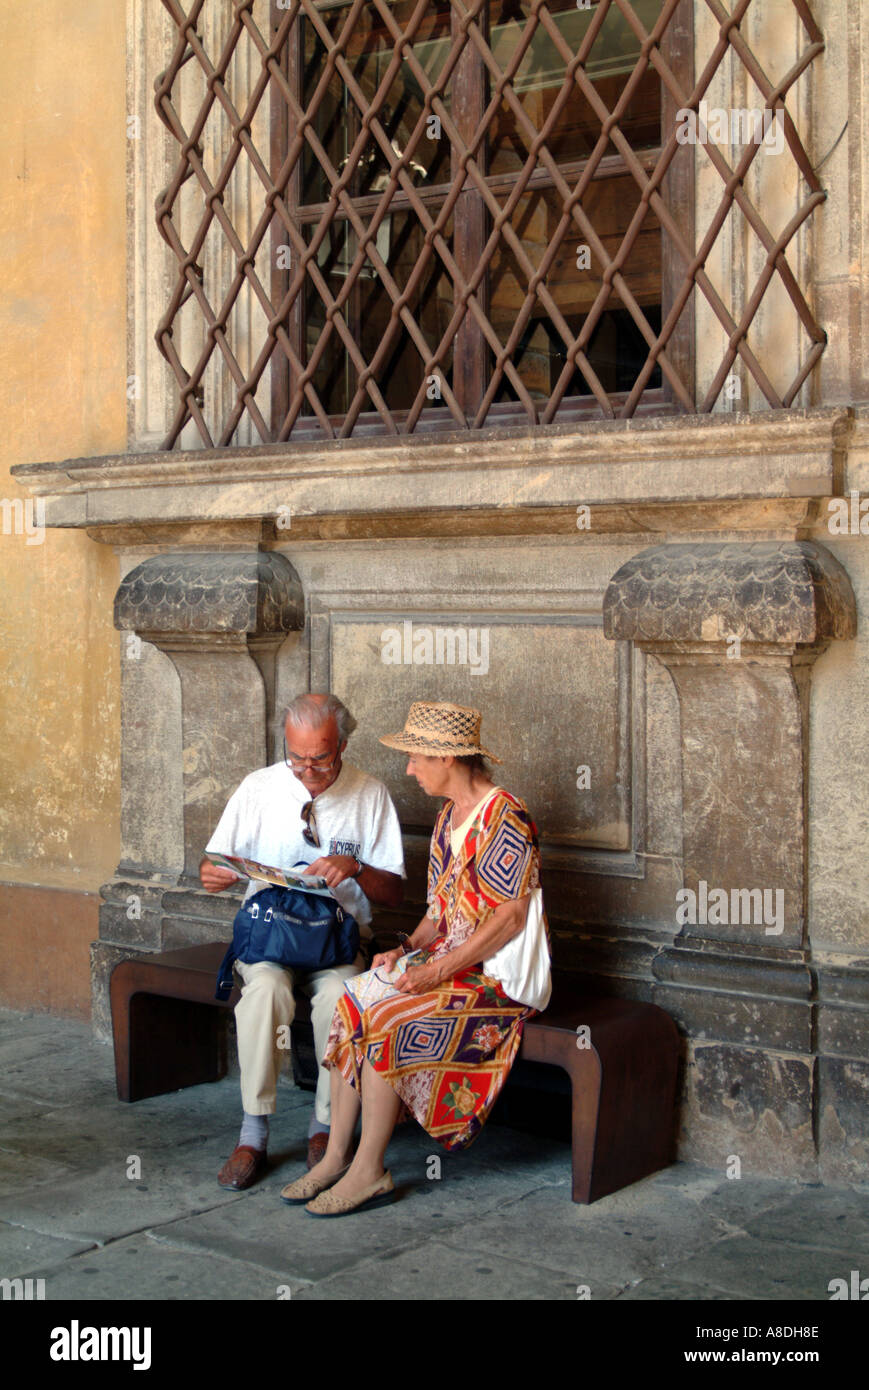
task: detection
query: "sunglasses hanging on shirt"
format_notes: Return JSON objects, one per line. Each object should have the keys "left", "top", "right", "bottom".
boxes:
{"left": 300, "top": 800, "right": 320, "bottom": 848}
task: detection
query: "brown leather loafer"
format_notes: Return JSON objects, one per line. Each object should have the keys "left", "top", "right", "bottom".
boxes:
{"left": 218, "top": 1144, "right": 267, "bottom": 1191}
{"left": 306, "top": 1132, "right": 329, "bottom": 1170}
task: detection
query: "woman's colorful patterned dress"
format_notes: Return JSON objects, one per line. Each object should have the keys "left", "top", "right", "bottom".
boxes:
{"left": 323, "top": 789, "right": 546, "bottom": 1150}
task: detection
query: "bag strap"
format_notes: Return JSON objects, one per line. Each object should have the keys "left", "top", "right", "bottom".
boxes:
{"left": 215, "top": 942, "right": 237, "bottom": 1001}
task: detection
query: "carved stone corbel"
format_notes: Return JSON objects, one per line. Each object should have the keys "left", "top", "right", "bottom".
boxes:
{"left": 604, "top": 541, "right": 856, "bottom": 949}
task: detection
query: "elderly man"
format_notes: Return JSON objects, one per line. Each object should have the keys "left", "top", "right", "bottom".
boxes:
{"left": 200, "top": 693, "right": 405, "bottom": 1190}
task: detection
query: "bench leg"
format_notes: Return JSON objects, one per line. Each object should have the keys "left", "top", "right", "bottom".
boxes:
{"left": 119, "top": 992, "right": 228, "bottom": 1102}
{"left": 566, "top": 1053, "right": 604, "bottom": 1203}
{"left": 565, "top": 1028, "right": 679, "bottom": 1202}
{"left": 519, "top": 1031, "right": 603, "bottom": 1204}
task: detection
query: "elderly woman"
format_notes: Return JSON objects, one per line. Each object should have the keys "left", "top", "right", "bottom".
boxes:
{"left": 279, "top": 700, "right": 551, "bottom": 1217}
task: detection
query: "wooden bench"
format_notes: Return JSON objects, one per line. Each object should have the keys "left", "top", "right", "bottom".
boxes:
{"left": 110, "top": 941, "right": 680, "bottom": 1204}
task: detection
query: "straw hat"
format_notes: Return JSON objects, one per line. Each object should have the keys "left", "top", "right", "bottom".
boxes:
{"left": 379, "top": 700, "right": 501, "bottom": 762}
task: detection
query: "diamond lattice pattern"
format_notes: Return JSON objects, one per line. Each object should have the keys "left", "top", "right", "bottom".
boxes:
{"left": 154, "top": 0, "right": 827, "bottom": 447}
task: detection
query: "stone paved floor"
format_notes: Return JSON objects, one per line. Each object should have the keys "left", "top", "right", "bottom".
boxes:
{"left": 1, "top": 1007, "right": 868, "bottom": 1304}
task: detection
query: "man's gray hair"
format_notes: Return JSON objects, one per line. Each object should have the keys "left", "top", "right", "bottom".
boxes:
{"left": 283, "top": 693, "right": 357, "bottom": 744}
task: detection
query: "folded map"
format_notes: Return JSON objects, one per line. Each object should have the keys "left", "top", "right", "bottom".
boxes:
{"left": 343, "top": 951, "right": 425, "bottom": 1011}
{"left": 206, "top": 852, "right": 332, "bottom": 895}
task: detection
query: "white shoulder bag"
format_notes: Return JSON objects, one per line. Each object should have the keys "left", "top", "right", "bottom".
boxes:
{"left": 483, "top": 886, "right": 552, "bottom": 1012}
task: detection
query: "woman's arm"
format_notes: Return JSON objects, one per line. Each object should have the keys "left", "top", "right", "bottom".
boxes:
{"left": 406, "top": 910, "right": 441, "bottom": 951}
{"left": 396, "top": 895, "right": 530, "bottom": 995}
{"left": 371, "top": 909, "right": 440, "bottom": 969}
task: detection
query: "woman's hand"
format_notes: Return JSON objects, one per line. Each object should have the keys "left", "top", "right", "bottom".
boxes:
{"left": 395, "top": 960, "right": 445, "bottom": 995}
{"left": 371, "top": 947, "right": 404, "bottom": 972}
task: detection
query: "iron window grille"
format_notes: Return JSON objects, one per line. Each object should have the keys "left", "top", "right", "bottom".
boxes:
{"left": 154, "top": 0, "right": 826, "bottom": 448}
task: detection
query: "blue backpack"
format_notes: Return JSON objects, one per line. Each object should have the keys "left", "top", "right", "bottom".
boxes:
{"left": 215, "top": 886, "right": 360, "bottom": 1000}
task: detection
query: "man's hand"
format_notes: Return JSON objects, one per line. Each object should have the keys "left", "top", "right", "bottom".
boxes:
{"left": 395, "top": 960, "right": 445, "bottom": 995}
{"left": 200, "top": 857, "right": 239, "bottom": 893}
{"left": 304, "top": 855, "right": 360, "bottom": 889}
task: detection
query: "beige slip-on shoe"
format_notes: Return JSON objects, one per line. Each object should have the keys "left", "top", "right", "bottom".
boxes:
{"left": 304, "top": 1170, "right": 395, "bottom": 1218}
{"left": 280, "top": 1163, "right": 351, "bottom": 1205}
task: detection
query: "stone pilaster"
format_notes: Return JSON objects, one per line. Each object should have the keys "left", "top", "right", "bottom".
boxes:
{"left": 91, "top": 552, "right": 304, "bottom": 1036}
{"left": 603, "top": 541, "right": 857, "bottom": 1175}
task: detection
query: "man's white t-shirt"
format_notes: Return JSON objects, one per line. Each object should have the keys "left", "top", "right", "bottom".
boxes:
{"left": 205, "top": 760, "right": 406, "bottom": 935}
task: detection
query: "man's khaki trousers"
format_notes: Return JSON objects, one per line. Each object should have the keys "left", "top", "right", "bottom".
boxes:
{"left": 233, "top": 955, "right": 366, "bottom": 1123}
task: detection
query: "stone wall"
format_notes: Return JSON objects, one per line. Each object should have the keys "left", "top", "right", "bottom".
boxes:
{"left": 13, "top": 406, "right": 869, "bottom": 1180}
{"left": 6, "top": 1, "right": 869, "bottom": 1182}
{"left": 0, "top": 1, "right": 125, "bottom": 1016}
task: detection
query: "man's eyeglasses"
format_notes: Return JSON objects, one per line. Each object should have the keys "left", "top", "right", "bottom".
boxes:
{"left": 283, "top": 736, "right": 342, "bottom": 775}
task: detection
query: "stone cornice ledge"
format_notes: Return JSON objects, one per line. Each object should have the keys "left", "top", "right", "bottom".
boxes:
{"left": 11, "top": 406, "right": 853, "bottom": 530}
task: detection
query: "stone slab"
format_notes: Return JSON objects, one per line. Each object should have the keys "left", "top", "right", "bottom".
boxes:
{"left": 742, "top": 1187, "right": 869, "bottom": 1256}
{"left": 671, "top": 1234, "right": 857, "bottom": 1300}
{"left": 0, "top": 1146, "right": 78, "bottom": 1189}
{"left": 0, "top": 1157, "right": 246, "bottom": 1247}
{"left": 0, "top": 1032, "right": 117, "bottom": 1108}
{"left": 659, "top": 988, "right": 812, "bottom": 1052}
{"left": 4, "top": 1083, "right": 317, "bottom": 1191}
{"left": 27, "top": 1231, "right": 304, "bottom": 1302}
{"left": 146, "top": 1124, "right": 567, "bottom": 1284}
{"left": 676, "top": 1042, "right": 817, "bottom": 1179}
{"left": 0, "top": 1011, "right": 84, "bottom": 1042}
{"left": 291, "top": 1238, "right": 609, "bottom": 1301}
{"left": 652, "top": 1163, "right": 809, "bottom": 1232}
{"left": 431, "top": 1181, "right": 737, "bottom": 1288}
{"left": 616, "top": 1274, "right": 740, "bottom": 1301}
{"left": 0, "top": 1221, "right": 96, "bottom": 1278}
{"left": 818, "top": 1056, "right": 869, "bottom": 1183}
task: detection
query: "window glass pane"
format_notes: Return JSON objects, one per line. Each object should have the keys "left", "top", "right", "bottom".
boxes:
{"left": 303, "top": 213, "right": 454, "bottom": 415}
{"left": 301, "top": 0, "right": 453, "bottom": 207}
{"left": 488, "top": 0, "right": 662, "bottom": 176}
{"left": 488, "top": 177, "right": 661, "bottom": 399}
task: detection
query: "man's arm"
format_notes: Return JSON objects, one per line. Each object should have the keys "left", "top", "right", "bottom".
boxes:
{"left": 199, "top": 855, "right": 240, "bottom": 893}
{"left": 303, "top": 855, "right": 403, "bottom": 908}
{"left": 200, "top": 778, "right": 247, "bottom": 892}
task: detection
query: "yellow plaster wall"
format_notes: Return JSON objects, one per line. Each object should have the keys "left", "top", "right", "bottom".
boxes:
{"left": 0, "top": 2, "right": 125, "bottom": 890}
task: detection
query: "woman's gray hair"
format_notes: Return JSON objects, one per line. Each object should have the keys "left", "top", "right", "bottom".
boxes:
{"left": 283, "top": 693, "right": 357, "bottom": 744}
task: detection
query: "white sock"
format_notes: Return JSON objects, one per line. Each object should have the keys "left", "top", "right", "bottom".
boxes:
{"left": 239, "top": 1112, "right": 269, "bottom": 1151}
